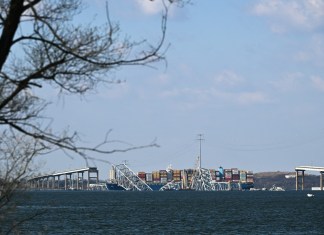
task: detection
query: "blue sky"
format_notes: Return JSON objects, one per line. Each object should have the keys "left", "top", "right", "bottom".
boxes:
{"left": 40, "top": 0, "right": 324, "bottom": 178}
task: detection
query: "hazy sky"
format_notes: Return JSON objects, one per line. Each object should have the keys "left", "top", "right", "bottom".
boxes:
{"left": 40, "top": 0, "right": 324, "bottom": 178}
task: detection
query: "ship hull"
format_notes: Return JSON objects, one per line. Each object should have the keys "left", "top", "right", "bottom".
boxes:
{"left": 106, "top": 183, "right": 125, "bottom": 191}
{"left": 106, "top": 183, "right": 164, "bottom": 191}
{"left": 241, "top": 182, "right": 254, "bottom": 190}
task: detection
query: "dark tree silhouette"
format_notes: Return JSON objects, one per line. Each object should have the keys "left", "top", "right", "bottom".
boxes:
{"left": 0, "top": 0, "right": 189, "bottom": 232}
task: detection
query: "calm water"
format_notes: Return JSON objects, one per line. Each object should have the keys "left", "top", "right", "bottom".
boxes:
{"left": 2, "top": 190, "right": 324, "bottom": 234}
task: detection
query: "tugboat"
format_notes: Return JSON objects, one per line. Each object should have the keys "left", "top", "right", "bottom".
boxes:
{"left": 269, "top": 184, "right": 285, "bottom": 191}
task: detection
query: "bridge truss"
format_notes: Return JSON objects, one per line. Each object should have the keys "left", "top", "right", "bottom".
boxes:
{"left": 190, "top": 167, "right": 216, "bottom": 191}
{"left": 160, "top": 180, "right": 182, "bottom": 191}
{"left": 114, "top": 164, "right": 153, "bottom": 191}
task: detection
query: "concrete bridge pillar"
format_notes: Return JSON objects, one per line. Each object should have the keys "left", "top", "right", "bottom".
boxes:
{"left": 57, "top": 175, "right": 60, "bottom": 189}
{"left": 76, "top": 172, "right": 79, "bottom": 190}
{"left": 51, "top": 176, "right": 54, "bottom": 189}
{"left": 64, "top": 174, "right": 67, "bottom": 190}
{"left": 81, "top": 171, "right": 84, "bottom": 190}
{"left": 87, "top": 168, "right": 99, "bottom": 190}
{"left": 295, "top": 170, "right": 305, "bottom": 191}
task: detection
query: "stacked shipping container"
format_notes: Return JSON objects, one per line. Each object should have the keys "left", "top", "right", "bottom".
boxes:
{"left": 160, "top": 170, "right": 168, "bottom": 184}
{"left": 224, "top": 169, "right": 232, "bottom": 182}
{"left": 231, "top": 168, "right": 240, "bottom": 182}
{"left": 209, "top": 169, "right": 216, "bottom": 180}
{"left": 240, "top": 171, "right": 247, "bottom": 182}
{"left": 152, "top": 171, "right": 160, "bottom": 183}
{"left": 246, "top": 171, "right": 254, "bottom": 183}
{"left": 173, "top": 170, "right": 181, "bottom": 181}
{"left": 215, "top": 171, "right": 221, "bottom": 182}
{"left": 130, "top": 167, "right": 254, "bottom": 189}
{"left": 138, "top": 172, "right": 146, "bottom": 181}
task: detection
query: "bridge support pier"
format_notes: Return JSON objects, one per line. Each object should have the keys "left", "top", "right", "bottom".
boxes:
{"left": 81, "top": 172, "right": 84, "bottom": 190}
{"left": 57, "top": 175, "right": 60, "bottom": 189}
{"left": 295, "top": 167, "right": 324, "bottom": 191}
{"left": 295, "top": 170, "right": 304, "bottom": 191}
{"left": 76, "top": 172, "right": 79, "bottom": 190}
{"left": 87, "top": 168, "right": 99, "bottom": 189}
{"left": 64, "top": 174, "right": 67, "bottom": 190}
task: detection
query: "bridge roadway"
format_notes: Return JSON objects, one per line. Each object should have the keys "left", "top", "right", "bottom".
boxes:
{"left": 28, "top": 167, "right": 99, "bottom": 190}
{"left": 295, "top": 166, "right": 324, "bottom": 191}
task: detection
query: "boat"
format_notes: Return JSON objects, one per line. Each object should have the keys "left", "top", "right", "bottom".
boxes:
{"left": 307, "top": 193, "right": 315, "bottom": 197}
{"left": 249, "top": 188, "right": 260, "bottom": 191}
{"left": 269, "top": 184, "right": 285, "bottom": 191}
{"left": 107, "top": 163, "right": 255, "bottom": 191}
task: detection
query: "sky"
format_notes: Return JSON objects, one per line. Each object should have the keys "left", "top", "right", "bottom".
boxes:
{"left": 40, "top": 0, "right": 324, "bottom": 179}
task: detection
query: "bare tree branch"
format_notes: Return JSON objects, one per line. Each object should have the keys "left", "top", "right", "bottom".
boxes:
{"left": 0, "top": 0, "right": 189, "bottom": 231}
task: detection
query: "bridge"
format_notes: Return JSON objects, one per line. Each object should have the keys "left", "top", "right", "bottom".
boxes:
{"left": 28, "top": 167, "right": 99, "bottom": 190}
{"left": 295, "top": 166, "right": 324, "bottom": 191}
{"left": 114, "top": 163, "right": 153, "bottom": 191}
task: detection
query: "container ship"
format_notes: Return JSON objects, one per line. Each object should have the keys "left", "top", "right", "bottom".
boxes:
{"left": 107, "top": 166, "right": 254, "bottom": 191}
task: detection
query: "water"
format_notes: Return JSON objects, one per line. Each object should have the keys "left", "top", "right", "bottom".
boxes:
{"left": 2, "top": 190, "right": 324, "bottom": 234}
